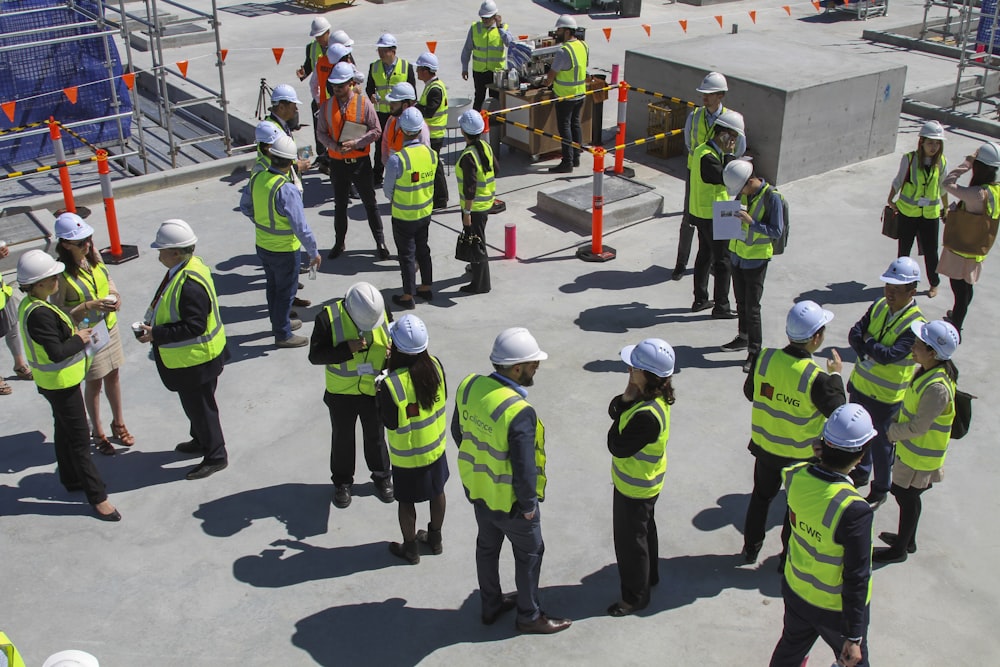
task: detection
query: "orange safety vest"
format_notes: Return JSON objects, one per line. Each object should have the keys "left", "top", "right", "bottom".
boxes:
{"left": 316, "top": 55, "right": 334, "bottom": 104}
{"left": 384, "top": 115, "right": 404, "bottom": 156}
{"left": 326, "top": 92, "right": 371, "bottom": 160}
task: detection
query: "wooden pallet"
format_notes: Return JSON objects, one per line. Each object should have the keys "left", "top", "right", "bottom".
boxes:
{"left": 294, "top": 0, "right": 355, "bottom": 9}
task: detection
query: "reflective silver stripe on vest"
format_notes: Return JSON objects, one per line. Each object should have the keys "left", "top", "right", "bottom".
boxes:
{"left": 822, "top": 489, "right": 858, "bottom": 528}
{"left": 394, "top": 405, "right": 447, "bottom": 435}
{"left": 613, "top": 466, "right": 666, "bottom": 488}
{"left": 788, "top": 560, "right": 843, "bottom": 596}
{"left": 899, "top": 440, "right": 947, "bottom": 458}
{"left": 158, "top": 272, "right": 224, "bottom": 348}
{"left": 325, "top": 306, "right": 355, "bottom": 377}
{"left": 898, "top": 405, "right": 952, "bottom": 434}
{"left": 458, "top": 449, "right": 514, "bottom": 484}
{"left": 21, "top": 301, "right": 87, "bottom": 371}
{"left": 752, "top": 399, "right": 817, "bottom": 427}
{"left": 252, "top": 173, "right": 295, "bottom": 236}
{"left": 758, "top": 347, "right": 775, "bottom": 375}
{"left": 791, "top": 530, "right": 844, "bottom": 567}
{"left": 751, "top": 424, "right": 814, "bottom": 451}
{"left": 490, "top": 394, "right": 523, "bottom": 421}
{"left": 460, "top": 430, "right": 511, "bottom": 461}
{"left": 852, "top": 360, "right": 915, "bottom": 392}
{"left": 389, "top": 430, "right": 446, "bottom": 458}
{"left": 558, "top": 42, "right": 588, "bottom": 87}
{"left": 632, "top": 450, "right": 663, "bottom": 465}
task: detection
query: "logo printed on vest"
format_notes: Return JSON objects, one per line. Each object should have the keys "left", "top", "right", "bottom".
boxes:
{"left": 761, "top": 382, "right": 801, "bottom": 407}
{"left": 463, "top": 409, "right": 494, "bottom": 433}
{"left": 793, "top": 509, "right": 823, "bottom": 543}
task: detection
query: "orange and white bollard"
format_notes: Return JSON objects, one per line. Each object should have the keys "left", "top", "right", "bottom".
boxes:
{"left": 48, "top": 118, "right": 76, "bottom": 214}
{"left": 576, "top": 148, "right": 616, "bottom": 262}
{"left": 95, "top": 150, "right": 139, "bottom": 264}
{"left": 614, "top": 81, "right": 628, "bottom": 175}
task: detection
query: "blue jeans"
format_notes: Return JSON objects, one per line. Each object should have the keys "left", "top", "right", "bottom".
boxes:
{"left": 391, "top": 216, "right": 432, "bottom": 297}
{"left": 256, "top": 245, "right": 299, "bottom": 341}
{"left": 474, "top": 503, "right": 544, "bottom": 624}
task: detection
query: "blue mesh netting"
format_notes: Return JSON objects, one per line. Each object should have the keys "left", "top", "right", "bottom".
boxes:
{"left": 0, "top": 0, "right": 133, "bottom": 167}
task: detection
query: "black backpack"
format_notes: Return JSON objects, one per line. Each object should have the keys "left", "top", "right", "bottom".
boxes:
{"left": 772, "top": 188, "right": 790, "bottom": 255}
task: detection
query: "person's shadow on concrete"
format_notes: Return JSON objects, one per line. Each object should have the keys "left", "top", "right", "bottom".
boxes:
{"left": 692, "top": 492, "right": 785, "bottom": 535}
{"left": 193, "top": 482, "right": 333, "bottom": 539}
{"left": 575, "top": 301, "right": 692, "bottom": 334}
{"left": 560, "top": 264, "right": 673, "bottom": 294}
{"left": 795, "top": 281, "right": 882, "bottom": 307}
{"left": 0, "top": 430, "right": 55, "bottom": 474}
{"left": 233, "top": 539, "right": 397, "bottom": 588}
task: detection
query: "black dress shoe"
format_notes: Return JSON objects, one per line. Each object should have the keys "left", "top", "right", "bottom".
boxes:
{"left": 878, "top": 531, "right": 917, "bottom": 554}
{"left": 691, "top": 299, "right": 714, "bottom": 313}
{"left": 573, "top": 155, "right": 581, "bottom": 167}
{"left": 482, "top": 593, "right": 517, "bottom": 625}
{"left": 185, "top": 460, "right": 228, "bottom": 480}
{"left": 607, "top": 601, "right": 644, "bottom": 617}
{"left": 548, "top": 162, "right": 573, "bottom": 174}
{"left": 516, "top": 613, "right": 572, "bottom": 634}
{"left": 712, "top": 308, "right": 738, "bottom": 320}
{"left": 391, "top": 295, "right": 416, "bottom": 310}
{"left": 292, "top": 296, "right": 312, "bottom": 308}
{"left": 459, "top": 284, "right": 482, "bottom": 294}
{"left": 872, "top": 547, "right": 908, "bottom": 564}
{"left": 333, "top": 484, "right": 352, "bottom": 508}
{"left": 671, "top": 266, "right": 685, "bottom": 281}
{"left": 377, "top": 245, "right": 391, "bottom": 261}
{"left": 742, "top": 541, "right": 762, "bottom": 564}
{"left": 374, "top": 476, "right": 395, "bottom": 503}
{"left": 175, "top": 439, "right": 202, "bottom": 455}
{"left": 328, "top": 244, "right": 345, "bottom": 259}
{"left": 416, "top": 289, "right": 433, "bottom": 301}
{"left": 94, "top": 506, "right": 122, "bottom": 522}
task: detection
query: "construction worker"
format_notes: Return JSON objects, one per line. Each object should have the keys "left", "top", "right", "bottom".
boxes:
{"left": 137, "top": 220, "right": 229, "bottom": 481}
{"left": 296, "top": 17, "right": 332, "bottom": 173}
{"left": 453, "top": 327, "right": 571, "bottom": 634}
{"left": 876, "top": 319, "right": 960, "bottom": 564}
{"left": 1, "top": 630, "right": 27, "bottom": 667}
{"left": 672, "top": 72, "right": 746, "bottom": 281}
{"left": 607, "top": 338, "right": 675, "bottom": 617}
{"left": 721, "top": 159, "right": 786, "bottom": 373}
{"left": 847, "top": 257, "right": 924, "bottom": 508}
{"left": 317, "top": 62, "right": 389, "bottom": 262}
{"left": 887, "top": 120, "right": 948, "bottom": 298}
{"left": 689, "top": 109, "right": 744, "bottom": 318}
{"left": 367, "top": 33, "right": 415, "bottom": 187}
{"left": 384, "top": 107, "right": 438, "bottom": 311}
{"left": 260, "top": 84, "right": 309, "bottom": 194}
{"left": 330, "top": 31, "right": 367, "bottom": 86}
{"left": 308, "top": 282, "right": 394, "bottom": 509}
{"left": 380, "top": 82, "right": 429, "bottom": 167}
{"left": 239, "top": 135, "right": 321, "bottom": 348}
{"left": 742, "top": 300, "right": 845, "bottom": 564}
{"left": 769, "top": 403, "right": 876, "bottom": 667}
{"left": 376, "top": 314, "right": 449, "bottom": 565}
{"left": 415, "top": 52, "right": 450, "bottom": 209}
{"left": 16, "top": 249, "right": 120, "bottom": 520}
{"left": 544, "top": 15, "right": 589, "bottom": 174}
{"left": 0, "top": 241, "right": 33, "bottom": 396}
{"left": 461, "top": 0, "right": 515, "bottom": 111}
{"left": 455, "top": 109, "right": 496, "bottom": 294}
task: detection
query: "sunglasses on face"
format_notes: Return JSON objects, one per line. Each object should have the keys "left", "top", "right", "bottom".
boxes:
{"left": 65, "top": 238, "right": 92, "bottom": 248}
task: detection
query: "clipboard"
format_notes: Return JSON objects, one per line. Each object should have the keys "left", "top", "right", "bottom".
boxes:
{"left": 338, "top": 120, "right": 368, "bottom": 143}
{"left": 712, "top": 200, "right": 745, "bottom": 241}
{"left": 86, "top": 319, "right": 111, "bottom": 356}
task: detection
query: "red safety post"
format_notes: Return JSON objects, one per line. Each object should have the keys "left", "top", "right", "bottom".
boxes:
{"left": 576, "top": 148, "right": 616, "bottom": 262}
{"left": 96, "top": 149, "right": 139, "bottom": 265}
{"left": 48, "top": 118, "right": 76, "bottom": 213}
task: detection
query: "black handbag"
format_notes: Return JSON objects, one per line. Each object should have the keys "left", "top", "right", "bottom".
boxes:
{"left": 881, "top": 205, "right": 899, "bottom": 240}
{"left": 951, "top": 388, "right": 975, "bottom": 440}
{"left": 455, "top": 230, "right": 487, "bottom": 263}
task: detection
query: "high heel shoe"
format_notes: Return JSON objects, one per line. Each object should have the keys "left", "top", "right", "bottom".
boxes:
{"left": 110, "top": 421, "right": 135, "bottom": 447}
{"left": 94, "top": 505, "right": 122, "bottom": 522}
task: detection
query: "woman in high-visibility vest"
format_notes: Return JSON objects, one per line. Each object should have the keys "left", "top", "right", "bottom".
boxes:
{"left": 607, "top": 338, "right": 675, "bottom": 616}
{"left": 876, "top": 319, "right": 960, "bottom": 564}
{"left": 16, "top": 250, "right": 120, "bottom": 522}
{"left": 376, "top": 314, "right": 449, "bottom": 564}
{"left": 51, "top": 213, "right": 134, "bottom": 456}
{"left": 0, "top": 243, "right": 33, "bottom": 396}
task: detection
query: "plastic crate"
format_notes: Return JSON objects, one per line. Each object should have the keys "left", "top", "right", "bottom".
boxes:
{"left": 646, "top": 101, "right": 687, "bottom": 159}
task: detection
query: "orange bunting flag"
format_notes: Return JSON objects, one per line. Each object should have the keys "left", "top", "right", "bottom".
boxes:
{"left": 811, "top": 0, "right": 821, "bottom": 10}
{"left": 518, "top": 34, "right": 528, "bottom": 40}
{"left": 177, "top": 60, "right": 189, "bottom": 78}
{"left": 783, "top": 5, "right": 791, "bottom": 14}
{"left": 122, "top": 72, "right": 135, "bottom": 90}
{"left": 220, "top": 49, "right": 228, "bottom": 62}
{"left": 842, "top": 0, "right": 849, "bottom": 5}
{"left": 602, "top": 27, "right": 612, "bottom": 42}
{"left": 272, "top": 47, "right": 284, "bottom": 64}
{"left": 748, "top": 10, "right": 757, "bottom": 23}
{"left": 1, "top": 100, "right": 15, "bottom": 122}
{"left": 678, "top": 19, "right": 688, "bottom": 33}
{"left": 63, "top": 86, "right": 78, "bottom": 104}
{"left": 426, "top": 41, "right": 437, "bottom": 53}
{"left": 714, "top": 15, "right": 724, "bottom": 27}
{"left": 642, "top": 24, "right": 651, "bottom": 37}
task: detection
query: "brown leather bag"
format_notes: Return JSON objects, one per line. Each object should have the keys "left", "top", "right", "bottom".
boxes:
{"left": 943, "top": 204, "right": 999, "bottom": 256}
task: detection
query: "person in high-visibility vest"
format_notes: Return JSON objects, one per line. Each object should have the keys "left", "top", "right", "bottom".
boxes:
{"left": 461, "top": 1, "right": 516, "bottom": 111}
{"left": 366, "top": 33, "right": 415, "bottom": 187}
{"left": 544, "top": 15, "right": 589, "bottom": 174}
{"left": 0, "top": 630, "right": 26, "bottom": 667}
{"left": 376, "top": 314, "right": 449, "bottom": 564}
{"left": 607, "top": 338, "right": 675, "bottom": 617}
{"left": 453, "top": 327, "right": 571, "bottom": 634}
{"left": 887, "top": 120, "right": 948, "bottom": 299}
{"left": 51, "top": 213, "right": 134, "bottom": 455}
{"left": 875, "top": 319, "right": 960, "bottom": 564}
{"left": 847, "top": 257, "right": 924, "bottom": 508}
{"left": 137, "top": 220, "right": 229, "bottom": 481}
{"left": 296, "top": 17, "right": 332, "bottom": 173}
{"left": 380, "top": 82, "right": 429, "bottom": 167}
{"left": 455, "top": 109, "right": 496, "bottom": 295}
{"left": 15, "top": 250, "right": 120, "bottom": 521}
{"left": 415, "top": 52, "right": 450, "bottom": 210}
{"left": 742, "top": 300, "right": 846, "bottom": 565}
{"left": 0, "top": 242, "right": 32, "bottom": 396}
{"left": 770, "top": 403, "right": 876, "bottom": 667}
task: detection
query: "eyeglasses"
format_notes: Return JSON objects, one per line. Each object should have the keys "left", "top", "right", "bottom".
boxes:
{"left": 65, "top": 238, "right": 91, "bottom": 247}
{"left": 332, "top": 81, "right": 352, "bottom": 89}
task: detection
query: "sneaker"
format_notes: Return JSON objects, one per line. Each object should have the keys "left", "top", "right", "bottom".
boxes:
{"left": 276, "top": 334, "right": 308, "bottom": 348}
{"left": 290, "top": 319, "right": 302, "bottom": 331}
{"left": 720, "top": 336, "right": 749, "bottom": 352}
{"left": 548, "top": 162, "right": 573, "bottom": 174}
{"left": 333, "top": 484, "right": 352, "bottom": 508}
{"left": 373, "top": 476, "right": 394, "bottom": 503}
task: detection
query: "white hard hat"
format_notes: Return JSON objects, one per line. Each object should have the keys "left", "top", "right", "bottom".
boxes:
{"left": 490, "top": 327, "right": 548, "bottom": 365}
{"left": 269, "top": 135, "right": 297, "bottom": 160}
{"left": 399, "top": 107, "right": 424, "bottom": 134}
{"left": 918, "top": 120, "right": 944, "bottom": 141}
{"left": 714, "top": 110, "right": 744, "bottom": 137}
{"left": 479, "top": 0, "right": 498, "bottom": 18}
{"left": 309, "top": 17, "right": 331, "bottom": 38}
{"left": 389, "top": 314, "right": 428, "bottom": 354}
{"left": 723, "top": 159, "right": 753, "bottom": 197}
{"left": 459, "top": 109, "right": 485, "bottom": 135}
{"left": 254, "top": 120, "right": 282, "bottom": 145}
{"left": 386, "top": 82, "right": 416, "bottom": 102}
{"left": 331, "top": 29, "right": 354, "bottom": 47}
{"left": 54, "top": 211, "right": 94, "bottom": 241}
{"left": 17, "top": 249, "right": 64, "bottom": 285}
{"left": 975, "top": 141, "right": 1000, "bottom": 168}
{"left": 911, "top": 320, "right": 960, "bottom": 361}
{"left": 329, "top": 62, "right": 355, "bottom": 85}
{"left": 271, "top": 84, "right": 301, "bottom": 105}
{"left": 415, "top": 52, "right": 439, "bottom": 71}
{"left": 696, "top": 71, "right": 728, "bottom": 94}
{"left": 376, "top": 33, "right": 398, "bottom": 49}
{"left": 785, "top": 300, "right": 834, "bottom": 342}
{"left": 881, "top": 256, "right": 921, "bottom": 285}
{"left": 151, "top": 219, "right": 198, "bottom": 249}
{"left": 823, "top": 403, "right": 877, "bottom": 452}
{"left": 555, "top": 14, "right": 577, "bottom": 29}
{"left": 344, "top": 282, "right": 385, "bottom": 331}
{"left": 327, "top": 43, "right": 352, "bottom": 62}
{"left": 42, "top": 650, "right": 100, "bottom": 667}
{"left": 620, "top": 338, "right": 675, "bottom": 378}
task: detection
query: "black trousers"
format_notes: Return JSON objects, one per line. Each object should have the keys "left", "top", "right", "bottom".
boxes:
{"left": 41, "top": 384, "right": 107, "bottom": 505}
{"left": 743, "top": 450, "right": 799, "bottom": 553}
{"left": 391, "top": 216, "right": 433, "bottom": 296}
{"left": 177, "top": 377, "right": 227, "bottom": 464}
{"left": 897, "top": 212, "right": 940, "bottom": 287}
{"left": 692, "top": 215, "right": 732, "bottom": 309}
{"left": 887, "top": 482, "right": 928, "bottom": 554}
{"left": 430, "top": 137, "right": 449, "bottom": 206}
{"left": 849, "top": 389, "right": 899, "bottom": 495}
{"left": 732, "top": 261, "right": 769, "bottom": 354}
{"left": 554, "top": 97, "right": 584, "bottom": 164}
{"left": 467, "top": 211, "right": 492, "bottom": 293}
{"left": 613, "top": 488, "right": 659, "bottom": 607}
{"left": 311, "top": 100, "right": 328, "bottom": 166}
{"left": 472, "top": 70, "right": 498, "bottom": 112}
{"left": 324, "top": 391, "right": 390, "bottom": 486}
{"left": 330, "top": 157, "right": 384, "bottom": 248}
{"left": 770, "top": 580, "right": 870, "bottom": 667}
{"left": 949, "top": 278, "right": 974, "bottom": 332}
{"left": 373, "top": 111, "right": 390, "bottom": 183}
{"left": 474, "top": 503, "right": 544, "bottom": 624}
{"left": 674, "top": 178, "right": 695, "bottom": 269}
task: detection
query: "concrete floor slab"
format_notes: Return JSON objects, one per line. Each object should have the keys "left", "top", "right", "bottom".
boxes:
{"left": 537, "top": 175, "right": 662, "bottom": 232}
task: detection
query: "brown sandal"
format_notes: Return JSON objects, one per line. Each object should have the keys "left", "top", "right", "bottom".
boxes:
{"left": 14, "top": 366, "right": 33, "bottom": 381}
{"left": 110, "top": 421, "right": 135, "bottom": 447}
{"left": 0, "top": 380, "right": 11, "bottom": 396}
{"left": 94, "top": 434, "right": 116, "bottom": 456}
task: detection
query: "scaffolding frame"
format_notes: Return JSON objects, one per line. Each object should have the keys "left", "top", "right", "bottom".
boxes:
{"left": 948, "top": 0, "right": 1000, "bottom": 115}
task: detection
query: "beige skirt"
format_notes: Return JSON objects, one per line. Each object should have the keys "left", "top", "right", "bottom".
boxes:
{"left": 892, "top": 454, "right": 943, "bottom": 490}
{"left": 938, "top": 248, "right": 983, "bottom": 284}
{"left": 86, "top": 322, "right": 125, "bottom": 381}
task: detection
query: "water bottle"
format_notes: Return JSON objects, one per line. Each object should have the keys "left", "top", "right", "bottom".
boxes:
{"left": 81, "top": 317, "right": 90, "bottom": 330}
{"left": 309, "top": 264, "right": 317, "bottom": 280}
